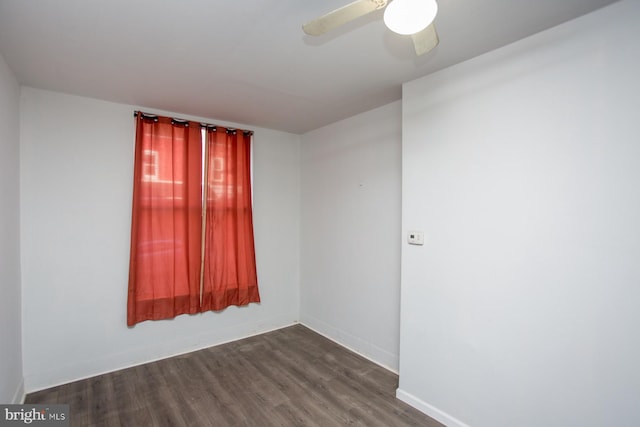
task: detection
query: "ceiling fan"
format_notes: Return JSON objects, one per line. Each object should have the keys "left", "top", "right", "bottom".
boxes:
{"left": 302, "top": 0, "right": 440, "bottom": 56}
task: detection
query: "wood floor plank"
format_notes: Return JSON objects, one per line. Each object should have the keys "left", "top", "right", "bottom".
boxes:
{"left": 26, "top": 324, "right": 443, "bottom": 426}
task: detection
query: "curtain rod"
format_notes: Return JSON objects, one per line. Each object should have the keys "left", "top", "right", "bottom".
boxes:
{"left": 133, "top": 111, "right": 254, "bottom": 136}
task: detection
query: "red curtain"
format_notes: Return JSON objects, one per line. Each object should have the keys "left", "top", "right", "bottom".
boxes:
{"left": 128, "top": 115, "right": 259, "bottom": 326}
{"left": 127, "top": 115, "right": 203, "bottom": 326}
{"left": 201, "top": 127, "right": 260, "bottom": 311}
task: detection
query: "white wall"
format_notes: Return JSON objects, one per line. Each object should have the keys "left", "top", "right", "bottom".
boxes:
{"left": 0, "top": 52, "right": 24, "bottom": 403}
{"left": 19, "top": 87, "right": 301, "bottom": 391}
{"left": 398, "top": 2, "right": 640, "bottom": 426}
{"left": 300, "top": 101, "right": 402, "bottom": 370}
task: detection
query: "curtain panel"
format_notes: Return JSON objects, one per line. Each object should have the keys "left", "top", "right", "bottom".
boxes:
{"left": 201, "top": 127, "right": 260, "bottom": 311}
{"left": 127, "top": 114, "right": 260, "bottom": 326}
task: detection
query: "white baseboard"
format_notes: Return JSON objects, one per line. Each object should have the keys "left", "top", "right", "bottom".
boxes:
{"left": 299, "top": 314, "right": 399, "bottom": 373}
{"left": 11, "top": 377, "right": 25, "bottom": 404}
{"left": 396, "top": 388, "right": 470, "bottom": 427}
{"left": 24, "top": 314, "right": 297, "bottom": 393}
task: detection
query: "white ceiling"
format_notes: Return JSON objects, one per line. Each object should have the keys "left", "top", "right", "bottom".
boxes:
{"left": 0, "top": 0, "right": 617, "bottom": 134}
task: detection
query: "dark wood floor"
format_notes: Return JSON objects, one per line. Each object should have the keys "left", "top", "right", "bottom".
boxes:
{"left": 26, "top": 324, "right": 443, "bottom": 426}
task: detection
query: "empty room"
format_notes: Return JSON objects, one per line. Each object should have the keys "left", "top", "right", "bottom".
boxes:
{"left": 1, "top": 1, "right": 638, "bottom": 426}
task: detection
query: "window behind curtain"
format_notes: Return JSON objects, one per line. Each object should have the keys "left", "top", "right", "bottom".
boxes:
{"left": 127, "top": 113, "right": 260, "bottom": 326}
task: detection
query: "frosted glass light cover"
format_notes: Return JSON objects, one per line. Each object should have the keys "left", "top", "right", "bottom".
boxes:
{"left": 384, "top": 0, "right": 438, "bottom": 35}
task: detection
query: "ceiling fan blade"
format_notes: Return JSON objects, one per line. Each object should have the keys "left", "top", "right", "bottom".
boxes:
{"left": 412, "top": 23, "right": 439, "bottom": 56}
{"left": 303, "top": 0, "right": 389, "bottom": 36}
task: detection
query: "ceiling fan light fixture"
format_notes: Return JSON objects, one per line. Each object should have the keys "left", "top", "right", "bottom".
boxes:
{"left": 383, "top": 0, "right": 438, "bottom": 35}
